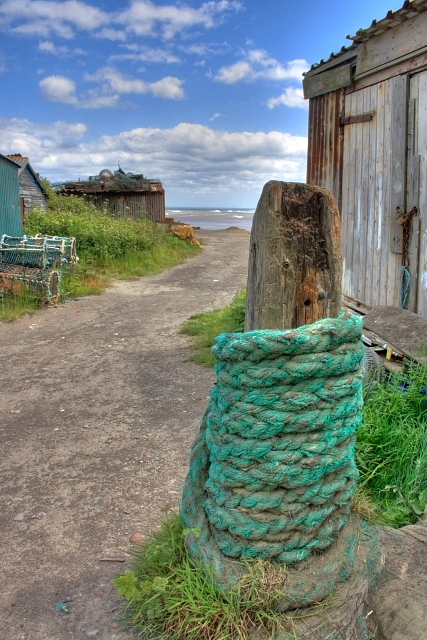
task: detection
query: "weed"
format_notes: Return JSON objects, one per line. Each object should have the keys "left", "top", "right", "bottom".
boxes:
{"left": 180, "top": 288, "right": 246, "bottom": 366}
{"left": 116, "top": 512, "right": 291, "bottom": 640}
{"left": 356, "top": 362, "right": 427, "bottom": 527}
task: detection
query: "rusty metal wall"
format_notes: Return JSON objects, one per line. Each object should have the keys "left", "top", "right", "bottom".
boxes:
{"left": 306, "top": 89, "right": 345, "bottom": 212}
{"left": 87, "top": 191, "right": 165, "bottom": 222}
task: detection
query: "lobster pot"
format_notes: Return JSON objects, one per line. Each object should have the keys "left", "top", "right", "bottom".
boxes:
{"left": 36, "top": 235, "right": 77, "bottom": 272}
{"left": 0, "top": 264, "right": 61, "bottom": 300}
{"left": 0, "top": 235, "right": 53, "bottom": 269}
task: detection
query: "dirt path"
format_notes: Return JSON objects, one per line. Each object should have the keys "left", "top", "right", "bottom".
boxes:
{"left": 0, "top": 228, "right": 250, "bottom": 640}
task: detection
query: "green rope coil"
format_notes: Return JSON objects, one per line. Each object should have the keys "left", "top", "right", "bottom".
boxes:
{"left": 182, "top": 313, "right": 365, "bottom": 592}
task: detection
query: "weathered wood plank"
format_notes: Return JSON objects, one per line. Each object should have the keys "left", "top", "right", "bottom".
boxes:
{"left": 357, "top": 86, "right": 371, "bottom": 302}
{"left": 363, "top": 305, "right": 427, "bottom": 358}
{"left": 373, "top": 81, "right": 385, "bottom": 306}
{"left": 406, "top": 87, "right": 421, "bottom": 312}
{"left": 245, "top": 182, "right": 342, "bottom": 331}
{"left": 356, "top": 10, "right": 427, "bottom": 76}
{"left": 366, "top": 84, "right": 378, "bottom": 305}
{"left": 353, "top": 88, "right": 364, "bottom": 302}
{"left": 382, "top": 81, "right": 391, "bottom": 305}
{"left": 415, "top": 70, "right": 427, "bottom": 317}
{"left": 303, "top": 64, "right": 352, "bottom": 99}
{"left": 389, "top": 75, "right": 408, "bottom": 254}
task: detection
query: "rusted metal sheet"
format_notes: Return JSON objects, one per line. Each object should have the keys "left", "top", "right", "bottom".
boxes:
{"left": 340, "top": 112, "right": 375, "bottom": 125}
{"left": 306, "top": 89, "right": 345, "bottom": 212}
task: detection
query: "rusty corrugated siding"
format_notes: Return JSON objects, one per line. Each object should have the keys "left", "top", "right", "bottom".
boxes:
{"left": 87, "top": 191, "right": 165, "bottom": 222}
{"left": 306, "top": 89, "right": 345, "bottom": 212}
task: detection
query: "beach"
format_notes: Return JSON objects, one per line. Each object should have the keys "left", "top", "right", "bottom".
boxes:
{"left": 166, "top": 207, "right": 254, "bottom": 232}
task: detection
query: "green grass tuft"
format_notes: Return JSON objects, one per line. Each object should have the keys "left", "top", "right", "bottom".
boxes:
{"left": 356, "top": 362, "right": 427, "bottom": 527}
{"left": 116, "top": 512, "right": 291, "bottom": 640}
{"left": 180, "top": 288, "right": 246, "bottom": 366}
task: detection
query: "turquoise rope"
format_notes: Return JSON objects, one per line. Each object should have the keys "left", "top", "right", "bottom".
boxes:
{"left": 182, "top": 312, "right": 364, "bottom": 593}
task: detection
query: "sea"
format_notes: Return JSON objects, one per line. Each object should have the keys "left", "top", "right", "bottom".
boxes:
{"left": 166, "top": 207, "right": 254, "bottom": 232}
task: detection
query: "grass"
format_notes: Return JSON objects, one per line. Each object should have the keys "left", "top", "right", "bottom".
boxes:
{"left": 0, "top": 284, "right": 41, "bottom": 321}
{"left": 0, "top": 183, "right": 200, "bottom": 321}
{"left": 181, "top": 291, "right": 427, "bottom": 528}
{"left": 116, "top": 512, "right": 295, "bottom": 640}
{"left": 355, "top": 362, "right": 427, "bottom": 527}
{"left": 179, "top": 288, "right": 246, "bottom": 365}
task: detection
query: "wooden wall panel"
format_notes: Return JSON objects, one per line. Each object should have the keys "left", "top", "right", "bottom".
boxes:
{"left": 341, "top": 78, "right": 405, "bottom": 308}
{"left": 411, "top": 70, "right": 427, "bottom": 317}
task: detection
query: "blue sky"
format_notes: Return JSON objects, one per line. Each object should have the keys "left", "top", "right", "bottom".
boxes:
{"left": 0, "top": 0, "right": 403, "bottom": 207}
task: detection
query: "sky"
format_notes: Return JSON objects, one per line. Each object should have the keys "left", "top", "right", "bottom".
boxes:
{"left": 0, "top": 0, "right": 405, "bottom": 207}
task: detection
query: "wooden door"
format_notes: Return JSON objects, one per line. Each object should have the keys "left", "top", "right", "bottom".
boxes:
{"left": 341, "top": 76, "right": 408, "bottom": 309}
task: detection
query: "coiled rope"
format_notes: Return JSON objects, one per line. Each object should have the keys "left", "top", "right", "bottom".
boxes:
{"left": 182, "top": 313, "right": 365, "bottom": 597}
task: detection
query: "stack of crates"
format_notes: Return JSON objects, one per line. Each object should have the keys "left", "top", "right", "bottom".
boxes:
{"left": 0, "top": 234, "right": 77, "bottom": 301}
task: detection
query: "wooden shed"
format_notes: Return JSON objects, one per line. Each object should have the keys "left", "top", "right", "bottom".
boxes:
{"left": 7, "top": 154, "right": 47, "bottom": 218}
{"left": 57, "top": 168, "right": 166, "bottom": 223}
{"left": 303, "top": 0, "right": 427, "bottom": 318}
{"left": 0, "top": 154, "right": 23, "bottom": 238}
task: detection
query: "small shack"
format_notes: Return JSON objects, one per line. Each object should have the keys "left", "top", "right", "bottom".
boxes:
{"left": 303, "top": 0, "right": 427, "bottom": 318}
{"left": 0, "top": 154, "right": 23, "bottom": 238}
{"left": 57, "top": 168, "right": 166, "bottom": 223}
{"left": 7, "top": 154, "right": 47, "bottom": 217}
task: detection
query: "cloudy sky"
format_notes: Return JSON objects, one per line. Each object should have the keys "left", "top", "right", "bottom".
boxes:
{"left": 0, "top": 0, "right": 402, "bottom": 207}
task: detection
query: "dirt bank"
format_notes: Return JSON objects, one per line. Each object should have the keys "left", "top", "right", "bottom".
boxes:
{"left": 0, "top": 228, "right": 250, "bottom": 640}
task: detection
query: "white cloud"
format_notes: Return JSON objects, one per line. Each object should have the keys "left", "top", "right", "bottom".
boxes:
{"left": 110, "top": 47, "right": 181, "bottom": 64}
{"left": 39, "top": 75, "right": 78, "bottom": 104}
{"left": 214, "top": 51, "right": 309, "bottom": 84}
{"left": 0, "top": 0, "right": 109, "bottom": 38}
{"left": 0, "top": 117, "right": 307, "bottom": 205}
{"left": 118, "top": 0, "right": 242, "bottom": 39}
{"left": 209, "top": 112, "right": 222, "bottom": 121}
{"left": 95, "top": 28, "right": 127, "bottom": 42}
{"left": 85, "top": 67, "right": 185, "bottom": 99}
{"left": 267, "top": 87, "right": 308, "bottom": 110}
{"left": 0, "top": 0, "right": 241, "bottom": 40}
{"left": 38, "top": 40, "right": 86, "bottom": 56}
{"left": 39, "top": 68, "right": 185, "bottom": 107}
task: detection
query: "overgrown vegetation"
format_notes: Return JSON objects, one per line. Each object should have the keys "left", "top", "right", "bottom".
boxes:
{"left": 355, "top": 363, "right": 427, "bottom": 527}
{"left": 179, "top": 288, "right": 246, "bottom": 365}
{"left": 116, "top": 512, "right": 299, "bottom": 640}
{"left": 1, "top": 182, "right": 200, "bottom": 320}
{"left": 181, "top": 291, "right": 427, "bottom": 528}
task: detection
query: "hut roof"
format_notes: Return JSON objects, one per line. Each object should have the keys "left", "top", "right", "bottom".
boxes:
{"left": 56, "top": 168, "right": 164, "bottom": 195}
{"left": 305, "top": 0, "right": 427, "bottom": 75}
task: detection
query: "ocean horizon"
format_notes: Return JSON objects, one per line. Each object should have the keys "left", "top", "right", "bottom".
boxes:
{"left": 166, "top": 207, "right": 254, "bottom": 232}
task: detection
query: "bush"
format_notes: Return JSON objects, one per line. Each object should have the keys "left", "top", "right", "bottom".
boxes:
{"left": 25, "top": 191, "right": 161, "bottom": 265}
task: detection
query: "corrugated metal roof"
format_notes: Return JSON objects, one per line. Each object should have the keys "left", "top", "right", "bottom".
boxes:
{"left": 306, "top": 0, "right": 427, "bottom": 74}
{"left": 6, "top": 154, "right": 47, "bottom": 196}
{"left": 348, "top": 0, "right": 427, "bottom": 43}
{"left": 7, "top": 154, "right": 29, "bottom": 169}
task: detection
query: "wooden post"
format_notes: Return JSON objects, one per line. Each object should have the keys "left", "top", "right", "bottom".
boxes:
{"left": 246, "top": 181, "right": 342, "bottom": 331}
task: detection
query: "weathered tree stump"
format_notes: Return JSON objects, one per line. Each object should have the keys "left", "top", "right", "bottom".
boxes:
{"left": 246, "top": 181, "right": 342, "bottom": 331}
